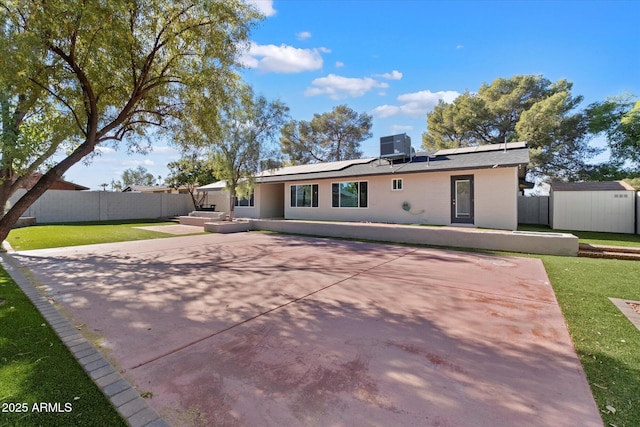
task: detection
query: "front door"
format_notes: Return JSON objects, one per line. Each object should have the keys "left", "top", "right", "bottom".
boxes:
{"left": 451, "top": 175, "right": 474, "bottom": 224}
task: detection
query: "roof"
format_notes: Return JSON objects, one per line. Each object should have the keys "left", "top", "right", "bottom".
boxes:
{"left": 256, "top": 142, "right": 530, "bottom": 184}
{"left": 551, "top": 181, "right": 636, "bottom": 192}
{"left": 18, "top": 173, "right": 89, "bottom": 191}
{"left": 122, "top": 185, "right": 171, "bottom": 193}
{"left": 197, "top": 181, "right": 228, "bottom": 191}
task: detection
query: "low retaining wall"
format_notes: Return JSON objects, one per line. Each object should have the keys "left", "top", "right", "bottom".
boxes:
{"left": 250, "top": 219, "right": 579, "bottom": 257}
{"left": 13, "top": 217, "right": 37, "bottom": 228}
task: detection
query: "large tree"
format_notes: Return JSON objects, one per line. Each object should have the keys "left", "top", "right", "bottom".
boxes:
{"left": 586, "top": 96, "right": 640, "bottom": 172}
{"left": 0, "top": 0, "right": 260, "bottom": 243}
{"left": 119, "top": 166, "right": 156, "bottom": 188}
{"left": 177, "top": 85, "right": 289, "bottom": 221}
{"left": 422, "top": 75, "right": 600, "bottom": 180}
{"left": 165, "top": 153, "right": 217, "bottom": 208}
{"left": 280, "top": 105, "right": 372, "bottom": 164}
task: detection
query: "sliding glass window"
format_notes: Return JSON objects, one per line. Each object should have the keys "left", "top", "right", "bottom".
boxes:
{"left": 331, "top": 181, "right": 368, "bottom": 208}
{"left": 290, "top": 184, "right": 319, "bottom": 207}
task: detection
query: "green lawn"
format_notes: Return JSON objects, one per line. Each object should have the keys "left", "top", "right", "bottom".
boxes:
{"left": 518, "top": 224, "right": 640, "bottom": 247}
{"left": 2, "top": 222, "right": 639, "bottom": 425}
{"left": 6, "top": 219, "right": 192, "bottom": 251}
{"left": 0, "top": 266, "right": 127, "bottom": 427}
{"left": 538, "top": 255, "right": 640, "bottom": 427}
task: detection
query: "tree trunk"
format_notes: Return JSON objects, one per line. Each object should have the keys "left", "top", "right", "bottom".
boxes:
{"left": 0, "top": 140, "right": 96, "bottom": 244}
{"left": 228, "top": 195, "right": 236, "bottom": 221}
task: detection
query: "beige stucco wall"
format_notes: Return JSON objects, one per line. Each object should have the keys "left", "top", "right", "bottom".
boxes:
{"left": 552, "top": 189, "right": 636, "bottom": 234}
{"left": 279, "top": 166, "right": 519, "bottom": 230}
{"left": 258, "top": 183, "right": 285, "bottom": 218}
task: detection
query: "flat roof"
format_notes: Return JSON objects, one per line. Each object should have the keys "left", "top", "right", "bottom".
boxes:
{"left": 551, "top": 181, "right": 636, "bottom": 192}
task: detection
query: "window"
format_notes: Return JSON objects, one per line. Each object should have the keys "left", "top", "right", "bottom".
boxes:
{"left": 290, "top": 184, "right": 319, "bottom": 207}
{"left": 234, "top": 191, "right": 254, "bottom": 207}
{"left": 332, "top": 181, "right": 368, "bottom": 208}
{"left": 392, "top": 178, "right": 403, "bottom": 191}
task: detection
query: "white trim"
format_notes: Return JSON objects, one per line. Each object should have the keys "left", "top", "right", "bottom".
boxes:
{"left": 391, "top": 178, "right": 403, "bottom": 191}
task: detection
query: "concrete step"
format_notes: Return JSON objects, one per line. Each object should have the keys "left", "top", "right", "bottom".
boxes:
{"left": 178, "top": 216, "right": 210, "bottom": 227}
{"left": 188, "top": 211, "right": 226, "bottom": 219}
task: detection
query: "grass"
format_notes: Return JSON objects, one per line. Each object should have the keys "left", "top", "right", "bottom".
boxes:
{"left": 536, "top": 254, "right": 640, "bottom": 427}
{"left": 2, "top": 221, "right": 640, "bottom": 425}
{"left": 0, "top": 266, "right": 127, "bottom": 427}
{"left": 518, "top": 224, "right": 640, "bottom": 247}
{"left": 6, "top": 219, "right": 194, "bottom": 251}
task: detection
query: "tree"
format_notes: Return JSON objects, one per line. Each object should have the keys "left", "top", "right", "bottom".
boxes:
{"left": 280, "top": 105, "right": 372, "bottom": 164}
{"left": 586, "top": 96, "right": 640, "bottom": 172}
{"left": 165, "top": 153, "right": 217, "bottom": 208}
{"left": 0, "top": 0, "right": 260, "bottom": 243}
{"left": 422, "top": 75, "right": 600, "bottom": 180}
{"left": 120, "top": 166, "right": 156, "bottom": 187}
{"left": 178, "top": 86, "right": 289, "bottom": 221}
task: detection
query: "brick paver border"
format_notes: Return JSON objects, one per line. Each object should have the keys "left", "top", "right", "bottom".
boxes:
{"left": 0, "top": 252, "right": 170, "bottom": 427}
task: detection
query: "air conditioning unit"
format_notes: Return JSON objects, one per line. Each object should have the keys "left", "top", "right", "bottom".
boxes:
{"left": 380, "top": 133, "right": 412, "bottom": 160}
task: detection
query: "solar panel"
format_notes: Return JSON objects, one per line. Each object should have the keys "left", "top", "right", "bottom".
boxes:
{"left": 434, "top": 141, "right": 527, "bottom": 156}
{"left": 259, "top": 158, "right": 374, "bottom": 177}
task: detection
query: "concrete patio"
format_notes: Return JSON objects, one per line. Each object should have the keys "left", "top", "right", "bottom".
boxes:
{"left": 9, "top": 232, "right": 602, "bottom": 426}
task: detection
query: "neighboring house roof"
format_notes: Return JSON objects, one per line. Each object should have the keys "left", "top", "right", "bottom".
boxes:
{"left": 19, "top": 173, "right": 89, "bottom": 191}
{"left": 197, "top": 181, "right": 228, "bottom": 191}
{"left": 256, "top": 142, "right": 529, "bottom": 184}
{"left": 551, "top": 181, "right": 636, "bottom": 192}
{"left": 122, "top": 185, "right": 172, "bottom": 193}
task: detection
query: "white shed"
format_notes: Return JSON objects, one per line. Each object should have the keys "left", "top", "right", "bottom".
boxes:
{"left": 550, "top": 181, "right": 637, "bottom": 234}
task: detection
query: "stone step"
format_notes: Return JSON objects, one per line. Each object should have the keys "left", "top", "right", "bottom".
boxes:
{"left": 578, "top": 249, "right": 640, "bottom": 261}
{"left": 579, "top": 243, "right": 640, "bottom": 255}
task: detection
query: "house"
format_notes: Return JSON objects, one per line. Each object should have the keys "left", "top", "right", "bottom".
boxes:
{"left": 203, "top": 140, "right": 530, "bottom": 231}
{"left": 122, "top": 185, "right": 190, "bottom": 194}
{"left": 550, "top": 181, "right": 637, "bottom": 234}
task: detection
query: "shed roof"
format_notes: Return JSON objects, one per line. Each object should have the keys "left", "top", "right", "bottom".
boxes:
{"left": 551, "top": 181, "right": 636, "bottom": 192}
{"left": 256, "top": 142, "right": 529, "bottom": 184}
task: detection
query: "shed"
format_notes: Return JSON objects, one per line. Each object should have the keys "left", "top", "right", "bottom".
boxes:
{"left": 550, "top": 181, "right": 636, "bottom": 233}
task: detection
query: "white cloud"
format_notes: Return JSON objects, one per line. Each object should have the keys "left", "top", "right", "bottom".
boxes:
{"left": 151, "top": 146, "right": 179, "bottom": 155}
{"left": 305, "top": 74, "right": 389, "bottom": 99}
{"left": 95, "top": 146, "right": 116, "bottom": 155}
{"left": 296, "top": 31, "right": 312, "bottom": 40}
{"left": 375, "top": 70, "right": 403, "bottom": 80}
{"left": 122, "top": 159, "right": 155, "bottom": 167}
{"left": 244, "top": 0, "right": 276, "bottom": 17}
{"left": 456, "top": 44, "right": 464, "bottom": 49}
{"left": 391, "top": 124, "right": 414, "bottom": 133}
{"left": 239, "top": 42, "right": 323, "bottom": 73}
{"left": 372, "top": 90, "right": 461, "bottom": 118}
{"left": 335, "top": 61, "right": 345, "bottom": 68}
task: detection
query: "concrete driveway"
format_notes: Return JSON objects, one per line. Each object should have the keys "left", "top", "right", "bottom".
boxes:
{"left": 12, "top": 232, "right": 602, "bottom": 427}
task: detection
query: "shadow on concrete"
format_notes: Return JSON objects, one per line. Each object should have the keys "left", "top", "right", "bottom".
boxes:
{"left": 10, "top": 233, "right": 602, "bottom": 427}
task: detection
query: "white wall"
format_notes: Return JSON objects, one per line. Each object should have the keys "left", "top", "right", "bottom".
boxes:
{"left": 280, "top": 166, "right": 519, "bottom": 230}
{"left": 552, "top": 190, "right": 636, "bottom": 233}
{"left": 9, "top": 190, "right": 192, "bottom": 223}
{"left": 637, "top": 193, "right": 640, "bottom": 235}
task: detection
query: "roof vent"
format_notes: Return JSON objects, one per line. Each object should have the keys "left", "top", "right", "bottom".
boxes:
{"left": 380, "top": 133, "right": 412, "bottom": 162}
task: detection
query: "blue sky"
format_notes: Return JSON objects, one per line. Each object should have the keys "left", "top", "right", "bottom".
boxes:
{"left": 65, "top": 0, "right": 640, "bottom": 190}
